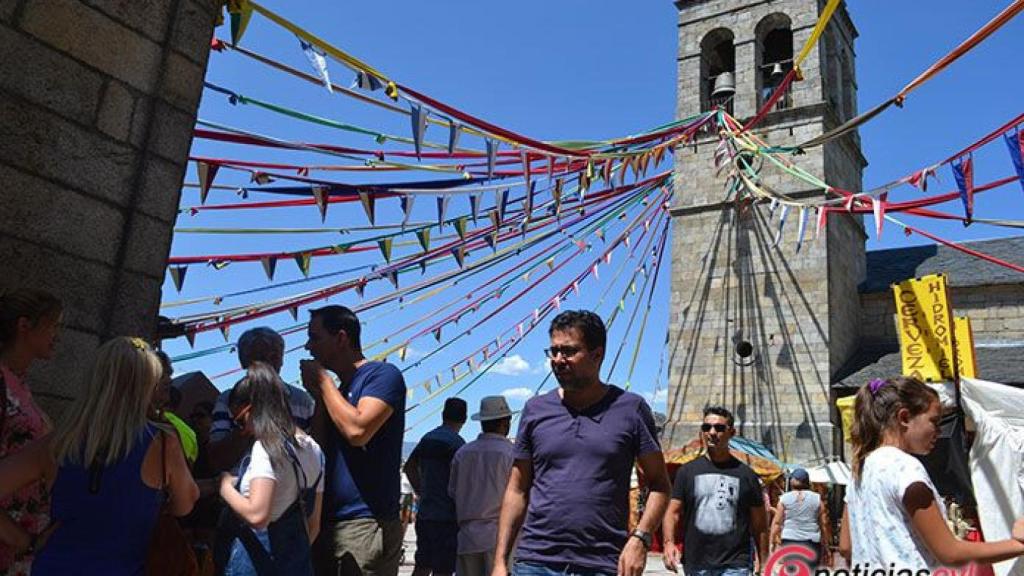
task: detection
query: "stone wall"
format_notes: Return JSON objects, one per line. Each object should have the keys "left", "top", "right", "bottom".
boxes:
{"left": 860, "top": 283, "right": 1024, "bottom": 347}
{"left": 666, "top": 0, "right": 865, "bottom": 462}
{"left": 0, "top": 0, "right": 219, "bottom": 418}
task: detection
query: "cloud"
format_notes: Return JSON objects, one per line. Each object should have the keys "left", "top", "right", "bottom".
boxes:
{"left": 531, "top": 358, "right": 552, "bottom": 375}
{"left": 643, "top": 389, "right": 668, "bottom": 404}
{"left": 501, "top": 387, "right": 534, "bottom": 400}
{"left": 490, "top": 354, "right": 531, "bottom": 376}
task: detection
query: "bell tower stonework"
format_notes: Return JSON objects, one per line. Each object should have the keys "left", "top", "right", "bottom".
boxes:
{"left": 665, "top": 0, "right": 867, "bottom": 463}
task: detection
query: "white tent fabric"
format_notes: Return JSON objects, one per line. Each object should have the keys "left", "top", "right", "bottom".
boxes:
{"left": 807, "top": 461, "right": 852, "bottom": 485}
{"left": 961, "top": 377, "right": 1024, "bottom": 576}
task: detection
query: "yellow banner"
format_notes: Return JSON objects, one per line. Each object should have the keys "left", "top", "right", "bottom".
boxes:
{"left": 892, "top": 273, "right": 956, "bottom": 382}
{"left": 953, "top": 316, "right": 977, "bottom": 379}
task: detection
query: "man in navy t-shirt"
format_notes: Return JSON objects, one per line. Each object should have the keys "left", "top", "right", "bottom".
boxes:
{"left": 404, "top": 397, "right": 467, "bottom": 576}
{"left": 492, "top": 310, "right": 672, "bottom": 576}
{"left": 301, "top": 305, "right": 407, "bottom": 576}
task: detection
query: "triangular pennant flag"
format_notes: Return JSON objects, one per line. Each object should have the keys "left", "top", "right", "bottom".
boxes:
{"left": 547, "top": 155, "right": 556, "bottom": 179}
{"left": 553, "top": 295, "right": 562, "bottom": 311}
{"left": 545, "top": 257, "right": 555, "bottom": 271}
{"left": 772, "top": 205, "right": 790, "bottom": 248}
{"left": 447, "top": 122, "right": 461, "bottom": 155}
{"left": 485, "top": 139, "right": 498, "bottom": 179}
{"left": 468, "top": 195, "right": 479, "bottom": 223}
{"left": 312, "top": 185, "right": 330, "bottom": 222}
{"left": 578, "top": 172, "right": 589, "bottom": 201}
{"left": 1004, "top": 130, "right": 1024, "bottom": 194}
{"left": 816, "top": 206, "right": 828, "bottom": 238}
{"left": 630, "top": 280, "right": 637, "bottom": 295}
{"left": 595, "top": 228, "right": 605, "bottom": 242}
{"left": 400, "top": 194, "right": 415, "bottom": 226}
{"left": 951, "top": 156, "right": 974, "bottom": 221}
{"left": 484, "top": 232, "right": 497, "bottom": 252}
{"left": 453, "top": 216, "right": 468, "bottom": 240}
{"left": 602, "top": 158, "right": 614, "bottom": 183}
{"left": 355, "top": 279, "right": 366, "bottom": 298}
{"left": 532, "top": 308, "right": 540, "bottom": 324}
{"left": 416, "top": 228, "right": 431, "bottom": 252}
{"left": 496, "top": 189, "right": 509, "bottom": 222}
{"left": 604, "top": 251, "right": 613, "bottom": 265}
{"left": 196, "top": 161, "right": 219, "bottom": 205}
{"left": 219, "top": 321, "right": 231, "bottom": 342}
{"left": 591, "top": 263, "right": 600, "bottom": 280}
{"left": 638, "top": 152, "right": 651, "bottom": 177}
{"left": 260, "top": 257, "right": 277, "bottom": 281}
{"left": 618, "top": 299, "right": 626, "bottom": 312}
{"left": 873, "top": 193, "right": 888, "bottom": 239}
{"left": 521, "top": 150, "right": 531, "bottom": 197}
{"left": 358, "top": 190, "right": 375, "bottom": 225}
{"left": 419, "top": 259, "right": 427, "bottom": 275}
{"left": 353, "top": 71, "right": 383, "bottom": 92}
{"left": 400, "top": 345, "right": 409, "bottom": 362}
{"left": 250, "top": 171, "right": 273, "bottom": 185}
{"left": 795, "top": 207, "right": 808, "bottom": 252}
{"left": 844, "top": 194, "right": 856, "bottom": 212}
{"left": 522, "top": 271, "right": 531, "bottom": 283}
{"left": 289, "top": 306, "right": 299, "bottom": 321}
{"left": 378, "top": 238, "right": 393, "bottom": 262}
{"left": 516, "top": 323, "right": 524, "bottom": 339}
{"left": 169, "top": 266, "right": 187, "bottom": 292}
{"left": 294, "top": 252, "right": 312, "bottom": 277}
{"left": 410, "top": 104, "right": 428, "bottom": 159}
{"left": 386, "top": 270, "right": 399, "bottom": 289}
{"left": 228, "top": 0, "right": 253, "bottom": 45}
{"left": 185, "top": 330, "right": 196, "bottom": 348}
{"left": 436, "top": 196, "right": 450, "bottom": 229}
{"left": 524, "top": 180, "right": 536, "bottom": 222}
{"left": 298, "top": 38, "right": 332, "bottom": 93}
{"left": 553, "top": 179, "right": 563, "bottom": 217}
{"left": 653, "top": 145, "right": 666, "bottom": 166}
{"left": 572, "top": 280, "right": 580, "bottom": 297}
{"left": 433, "top": 326, "right": 442, "bottom": 342}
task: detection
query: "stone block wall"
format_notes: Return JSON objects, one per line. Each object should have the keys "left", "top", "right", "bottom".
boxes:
{"left": 667, "top": 0, "right": 865, "bottom": 463}
{"left": 0, "top": 0, "right": 219, "bottom": 418}
{"left": 860, "top": 283, "right": 1024, "bottom": 348}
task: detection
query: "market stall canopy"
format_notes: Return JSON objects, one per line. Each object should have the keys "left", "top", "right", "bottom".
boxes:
{"left": 806, "top": 461, "right": 852, "bottom": 485}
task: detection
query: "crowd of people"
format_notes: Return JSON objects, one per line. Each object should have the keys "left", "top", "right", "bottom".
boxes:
{"left": 2, "top": 289, "right": 1024, "bottom": 576}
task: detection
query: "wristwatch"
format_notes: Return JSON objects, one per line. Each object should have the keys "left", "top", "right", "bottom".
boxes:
{"left": 630, "top": 529, "right": 652, "bottom": 549}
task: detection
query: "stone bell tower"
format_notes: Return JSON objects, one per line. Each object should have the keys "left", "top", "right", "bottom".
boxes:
{"left": 664, "top": 0, "right": 867, "bottom": 463}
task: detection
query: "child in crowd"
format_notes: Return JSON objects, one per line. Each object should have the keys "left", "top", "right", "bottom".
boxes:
{"left": 840, "top": 376, "right": 1024, "bottom": 570}
{"left": 216, "top": 362, "right": 324, "bottom": 576}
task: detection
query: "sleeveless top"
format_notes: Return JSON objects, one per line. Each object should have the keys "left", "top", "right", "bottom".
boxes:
{"left": 0, "top": 364, "right": 52, "bottom": 575}
{"left": 32, "top": 423, "right": 165, "bottom": 576}
{"left": 779, "top": 489, "right": 821, "bottom": 542}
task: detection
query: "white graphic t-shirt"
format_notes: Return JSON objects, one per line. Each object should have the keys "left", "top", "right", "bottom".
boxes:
{"left": 845, "top": 446, "right": 946, "bottom": 570}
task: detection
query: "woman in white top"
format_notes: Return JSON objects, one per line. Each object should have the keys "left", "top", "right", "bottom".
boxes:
{"left": 840, "top": 376, "right": 1024, "bottom": 571}
{"left": 218, "top": 362, "right": 324, "bottom": 576}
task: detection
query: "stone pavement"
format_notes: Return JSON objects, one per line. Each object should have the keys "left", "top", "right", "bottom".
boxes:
{"left": 398, "top": 524, "right": 678, "bottom": 576}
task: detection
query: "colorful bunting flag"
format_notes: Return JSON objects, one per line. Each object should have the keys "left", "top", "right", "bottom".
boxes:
{"left": 873, "top": 193, "right": 887, "bottom": 239}
{"left": 436, "top": 196, "right": 450, "bottom": 229}
{"left": 353, "top": 71, "right": 383, "bottom": 92}
{"left": 289, "top": 306, "right": 299, "bottom": 321}
{"left": 260, "top": 257, "right": 277, "bottom": 281}
{"left": 1005, "top": 130, "right": 1024, "bottom": 194}
{"left": 553, "top": 179, "right": 563, "bottom": 217}
{"left": 294, "top": 252, "right": 312, "bottom": 277}
{"left": 219, "top": 321, "right": 231, "bottom": 342}
{"left": 185, "top": 330, "right": 196, "bottom": 348}
{"left": 410, "top": 103, "right": 428, "bottom": 159}
{"left": 485, "top": 139, "right": 498, "bottom": 179}
{"left": 386, "top": 270, "right": 399, "bottom": 289}
{"left": 228, "top": 0, "right": 253, "bottom": 44}
{"left": 772, "top": 205, "right": 790, "bottom": 248}
{"left": 415, "top": 228, "right": 431, "bottom": 252}
{"left": 358, "top": 190, "right": 375, "bottom": 224}
{"left": 521, "top": 150, "right": 531, "bottom": 195}
{"left": 816, "top": 206, "right": 828, "bottom": 237}
{"left": 450, "top": 246, "right": 466, "bottom": 268}
{"left": 312, "top": 185, "right": 329, "bottom": 222}
{"left": 400, "top": 194, "right": 415, "bottom": 226}
{"left": 951, "top": 156, "right": 974, "bottom": 221}
{"left": 169, "top": 266, "right": 187, "bottom": 292}
{"left": 196, "top": 161, "right": 219, "bottom": 205}
{"left": 795, "top": 207, "right": 808, "bottom": 252}
{"left": 355, "top": 279, "right": 366, "bottom": 298}
{"left": 378, "top": 238, "right": 393, "bottom": 262}
{"left": 447, "top": 122, "right": 461, "bottom": 155}
{"left": 496, "top": 189, "right": 509, "bottom": 222}
{"left": 298, "top": 38, "right": 332, "bottom": 93}
{"left": 453, "top": 216, "right": 468, "bottom": 240}
{"left": 468, "top": 195, "right": 479, "bottom": 223}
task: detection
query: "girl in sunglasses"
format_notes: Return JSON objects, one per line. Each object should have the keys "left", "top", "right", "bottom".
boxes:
{"left": 216, "top": 362, "right": 324, "bottom": 576}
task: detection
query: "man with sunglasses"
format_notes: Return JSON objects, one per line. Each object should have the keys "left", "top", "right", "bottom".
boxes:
{"left": 492, "top": 310, "right": 671, "bottom": 576}
{"left": 661, "top": 407, "right": 768, "bottom": 576}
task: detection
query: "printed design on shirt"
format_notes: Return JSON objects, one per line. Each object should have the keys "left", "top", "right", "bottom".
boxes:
{"left": 693, "top": 473, "right": 739, "bottom": 535}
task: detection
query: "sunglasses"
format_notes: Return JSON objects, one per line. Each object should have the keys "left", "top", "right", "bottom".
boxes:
{"left": 701, "top": 423, "right": 729, "bottom": 433}
{"left": 544, "top": 346, "right": 583, "bottom": 359}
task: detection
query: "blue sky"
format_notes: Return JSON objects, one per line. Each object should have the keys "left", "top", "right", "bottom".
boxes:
{"left": 162, "top": 1, "right": 1024, "bottom": 443}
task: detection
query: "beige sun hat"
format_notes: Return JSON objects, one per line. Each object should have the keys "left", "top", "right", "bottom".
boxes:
{"left": 472, "top": 395, "right": 514, "bottom": 421}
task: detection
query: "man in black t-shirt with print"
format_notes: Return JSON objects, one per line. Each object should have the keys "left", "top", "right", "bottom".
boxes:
{"left": 661, "top": 406, "right": 768, "bottom": 576}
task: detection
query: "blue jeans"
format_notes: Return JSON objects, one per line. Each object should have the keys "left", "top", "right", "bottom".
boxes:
{"left": 224, "top": 529, "right": 272, "bottom": 576}
{"left": 689, "top": 569, "right": 751, "bottom": 576}
{"left": 512, "top": 560, "right": 616, "bottom": 576}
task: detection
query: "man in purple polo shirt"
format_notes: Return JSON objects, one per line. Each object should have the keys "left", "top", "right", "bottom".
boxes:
{"left": 492, "top": 310, "right": 671, "bottom": 576}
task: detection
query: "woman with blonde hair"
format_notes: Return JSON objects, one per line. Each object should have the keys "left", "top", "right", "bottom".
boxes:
{"left": 0, "top": 288, "right": 62, "bottom": 575}
{"left": 0, "top": 336, "right": 199, "bottom": 575}
{"left": 839, "top": 376, "right": 1024, "bottom": 570}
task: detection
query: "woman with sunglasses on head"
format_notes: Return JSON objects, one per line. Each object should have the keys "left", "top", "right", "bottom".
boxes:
{"left": 0, "top": 289, "right": 62, "bottom": 575}
{"left": 840, "top": 376, "right": 1024, "bottom": 571}
{"left": 216, "top": 362, "right": 324, "bottom": 576}
{"left": 0, "top": 336, "right": 199, "bottom": 575}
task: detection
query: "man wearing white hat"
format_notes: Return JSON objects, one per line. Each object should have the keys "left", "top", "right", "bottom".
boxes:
{"left": 448, "top": 396, "right": 516, "bottom": 576}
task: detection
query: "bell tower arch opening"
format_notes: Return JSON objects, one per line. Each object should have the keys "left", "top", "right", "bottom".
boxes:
{"left": 700, "top": 28, "right": 736, "bottom": 115}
